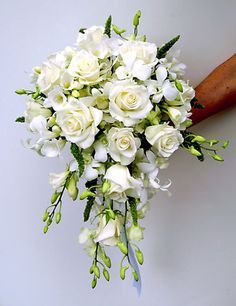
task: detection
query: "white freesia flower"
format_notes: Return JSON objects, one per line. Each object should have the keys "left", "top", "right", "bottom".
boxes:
{"left": 56, "top": 97, "right": 103, "bottom": 148}
{"left": 104, "top": 164, "right": 141, "bottom": 201}
{"left": 24, "top": 101, "right": 52, "bottom": 123}
{"left": 25, "top": 137, "right": 65, "bottom": 158}
{"left": 77, "top": 26, "right": 120, "bottom": 59}
{"left": 107, "top": 127, "right": 140, "bottom": 165}
{"left": 79, "top": 228, "right": 96, "bottom": 257}
{"left": 168, "top": 106, "right": 190, "bottom": 128}
{"left": 159, "top": 49, "right": 186, "bottom": 80}
{"left": 116, "top": 40, "right": 157, "bottom": 81}
{"left": 109, "top": 80, "right": 153, "bottom": 126}
{"left": 68, "top": 50, "right": 100, "bottom": 84}
{"left": 94, "top": 215, "right": 123, "bottom": 246}
{"left": 44, "top": 86, "right": 67, "bottom": 111}
{"left": 49, "top": 169, "right": 69, "bottom": 190}
{"left": 127, "top": 224, "right": 144, "bottom": 242}
{"left": 145, "top": 123, "right": 183, "bottom": 157}
{"left": 60, "top": 71, "right": 78, "bottom": 91}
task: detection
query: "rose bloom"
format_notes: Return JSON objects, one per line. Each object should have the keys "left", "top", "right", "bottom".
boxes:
{"left": 145, "top": 123, "right": 183, "bottom": 157}
{"left": 56, "top": 97, "right": 103, "bottom": 149}
{"left": 108, "top": 80, "right": 153, "bottom": 126}
{"left": 68, "top": 50, "right": 100, "bottom": 84}
{"left": 107, "top": 127, "right": 140, "bottom": 165}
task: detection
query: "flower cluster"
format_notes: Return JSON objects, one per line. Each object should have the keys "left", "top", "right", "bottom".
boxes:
{"left": 16, "top": 11, "right": 228, "bottom": 288}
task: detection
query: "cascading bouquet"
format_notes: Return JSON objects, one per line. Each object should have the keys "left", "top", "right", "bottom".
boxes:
{"left": 16, "top": 11, "right": 228, "bottom": 288}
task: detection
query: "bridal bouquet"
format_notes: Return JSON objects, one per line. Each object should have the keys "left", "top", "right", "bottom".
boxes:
{"left": 16, "top": 11, "right": 228, "bottom": 288}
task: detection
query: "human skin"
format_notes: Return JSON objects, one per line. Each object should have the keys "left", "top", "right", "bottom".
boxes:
{"left": 191, "top": 53, "right": 236, "bottom": 124}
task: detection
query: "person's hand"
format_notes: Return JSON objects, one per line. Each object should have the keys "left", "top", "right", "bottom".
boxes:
{"left": 191, "top": 53, "right": 236, "bottom": 124}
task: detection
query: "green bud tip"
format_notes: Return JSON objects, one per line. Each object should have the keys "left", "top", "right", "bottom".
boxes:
{"left": 79, "top": 189, "right": 96, "bottom": 200}
{"left": 192, "top": 135, "right": 206, "bottom": 143}
{"left": 51, "top": 192, "right": 60, "bottom": 204}
{"left": 108, "top": 209, "right": 116, "bottom": 220}
{"left": 42, "top": 211, "right": 49, "bottom": 222}
{"left": 112, "top": 24, "right": 126, "bottom": 35}
{"left": 117, "top": 241, "right": 128, "bottom": 255}
{"left": 89, "top": 265, "right": 94, "bottom": 274}
{"left": 56, "top": 212, "right": 61, "bottom": 224}
{"left": 93, "top": 266, "right": 100, "bottom": 278}
{"left": 135, "top": 250, "right": 144, "bottom": 265}
{"left": 91, "top": 278, "right": 97, "bottom": 289}
{"left": 120, "top": 265, "right": 129, "bottom": 280}
{"left": 103, "top": 256, "right": 111, "bottom": 268}
{"left": 103, "top": 269, "right": 110, "bottom": 281}
{"left": 133, "top": 10, "right": 141, "bottom": 27}
{"left": 133, "top": 270, "right": 139, "bottom": 282}
{"left": 43, "top": 225, "right": 48, "bottom": 234}
{"left": 222, "top": 140, "right": 230, "bottom": 149}
{"left": 15, "top": 89, "right": 27, "bottom": 95}
{"left": 102, "top": 180, "right": 110, "bottom": 193}
{"left": 190, "top": 146, "right": 202, "bottom": 157}
{"left": 211, "top": 154, "right": 224, "bottom": 162}
{"left": 175, "top": 79, "right": 183, "bottom": 92}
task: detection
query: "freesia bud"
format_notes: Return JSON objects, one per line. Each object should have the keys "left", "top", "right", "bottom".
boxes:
{"left": 103, "top": 269, "right": 110, "bottom": 281}
{"left": 133, "top": 270, "right": 139, "bottom": 281}
{"left": 192, "top": 136, "right": 206, "bottom": 143}
{"left": 135, "top": 249, "right": 144, "bottom": 265}
{"left": 43, "top": 211, "right": 49, "bottom": 222}
{"left": 102, "top": 180, "right": 110, "bottom": 193}
{"left": 93, "top": 266, "right": 100, "bottom": 278}
{"left": 15, "top": 89, "right": 27, "bottom": 95}
{"left": 112, "top": 24, "right": 126, "bottom": 35}
{"left": 51, "top": 192, "right": 60, "bottom": 204}
{"left": 43, "top": 225, "right": 48, "bottom": 234}
{"left": 133, "top": 10, "right": 141, "bottom": 27}
{"left": 117, "top": 241, "right": 128, "bottom": 255}
{"left": 79, "top": 190, "right": 96, "bottom": 200}
{"left": 120, "top": 265, "right": 129, "bottom": 280}
{"left": 91, "top": 278, "right": 97, "bottom": 289}
{"left": 72, "top": 90, "right": 80, "bottom": 98}
{"left": 67, "top": 173, "right": 78, "bottom": 201}
{"left": 103, "top": 256, "right": 111, "bottom": 268}
{"left": 211, "top": 154, "right": 224, "bottom": 161}
{"left": 175, "top": 79, "right": 183, "bottom": 92}
{"left": 56, "top": 212, "right": 61, "bottom": 224}
{"left": 52, "top": 125, "right": 61, "bottom": 136}
{"left": 190, "top": 146, "right": 202, "bottom": 157}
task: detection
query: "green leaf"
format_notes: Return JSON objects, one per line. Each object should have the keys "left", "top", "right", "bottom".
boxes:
{"left": 79, "top": 28, "right": 86, "bottom": 33}
{"left": 15, "top": 116, "right": 25, "bottom": 123}
{"left": 157, "top": 35, "right": 180, "bottom": 59}
{"left": 128, "top": 197, "right": 138, "bottom": 226}
{"left": 104, "top": 15, "right": 112, "bottom": 37}
{"left": 70, "top": 143, "right": 84, "bottom": 177}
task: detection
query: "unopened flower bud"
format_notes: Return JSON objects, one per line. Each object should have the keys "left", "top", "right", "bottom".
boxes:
{"left": 72, "top": 90, "right": 80, "bottom": 98}
{"left": 209, "top": 139, "right": 219, "bottom": 146}
{"left": 42, "top": 211, "right": 49, "bottom": 222}
{"left": 192, "top": 135, "right": 206, "bottom": 143}
{"left": 120, "top": 265, "right": 129, "bottom": 280}
{"left": 52, "top": 125, "right": 61, "bottom": 136}
{"left": 79, "top": 189, "right": 96, "bottom": 200}
{"left": 140, "top": 35, "right": 146, "bottom": 42}
{"left": 112, "top": 24, "right": 126, "bottom": 35}
{"left": 89, "top": 265, "right": 94, "bottom": 274}
{"left": 103, "top": 256, "right": 111, "bottom": 268}
{"left": 103, "top": 269, "right": 110, "bottom": 281}
{"left": 91, "top": 278, "right": 97, "bottom": 289}
{"left": 211, "top": 154, "right": 224, "bottom": 162}
{"left": 48, "top": 116, "right": 56, "bottom": 127}
{"left": 51, "top": 192, "right": 60, "bottom": 204}
{"left": 133, "top": 270, "right": 139, "bottom": 282}
{"left": 93, "top": 266, "right": 100, "bottom": 278}
{"left": 117, "top": 241, "right": 128, "bottom": 255}
{"left": 135, "top": 249, "right": 144, "bottom": 265}
{"left": 43, "top": 225, "right": 48, "bottom": 234}
{"left": 133, "top": 10, "right": 141, "bottom": 27}
{"left": 56, "top": 212, "right": 61, "bottom": 224}
{"left": 102, "top": 180, "right": 110, "bottom": 193}
{"left": 15, "top": 89, "right": 27, "bottom": 95}
{"left": 175, "top": 79, "right": 183, "bottom": 92}
{"left": 190, "top": 146, "right": 202, "bottom": 157}
{"left": 67, "top": 174, "right": 78, "bottom": 201}
{"left": 108, "top": 209, "right": 116, "bottom": 220}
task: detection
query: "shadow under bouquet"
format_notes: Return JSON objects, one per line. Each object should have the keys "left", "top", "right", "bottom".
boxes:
{"left": 15, "top": 11, "right": 229, "bottom": 288}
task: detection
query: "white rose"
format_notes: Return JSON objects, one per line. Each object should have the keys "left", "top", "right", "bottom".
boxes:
{"left": 104, "top": 164, "right": 141, "bottom": 201}
{"left": 145, "top": 123, "right": 183, "bottom": 157}
{"left": 109, "top": 80, "right": 153, "bottom": 126}
{"left": 49, "top": 169, "right": 69, "bottom": 190}
{"left": 37, "top": 61, "right": 61, "bottom": 93}
{"left": 24, "top": 101, "right": 52, "bottom": 123}
{"left": 94, "top": 215, "right": 123, "bottom": 246}
{"left": 68, "top": 50, "right": 100, "bottom": 84}
{"left": 107, "top": 127, "right": 140, "bottom": 165}
{"left": 77, "top": 26, "right": 112, "bottom": 59}
{"left": 117, "top": 40, "right": 157, "bottom": 81}
{"left": 44, "top": 86, "right": 67, "bottom": 111}
{"left": 56, "top": 97, "right": 103, "bottom": 149}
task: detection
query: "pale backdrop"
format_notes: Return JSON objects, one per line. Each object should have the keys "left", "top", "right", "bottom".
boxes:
{"left": 1, "top": 0, "right": 236, "bottom": 305}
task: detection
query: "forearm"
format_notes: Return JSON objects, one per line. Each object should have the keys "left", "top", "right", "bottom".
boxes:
{"left": 191, "top": 53, "right": 236, "bottom": 124}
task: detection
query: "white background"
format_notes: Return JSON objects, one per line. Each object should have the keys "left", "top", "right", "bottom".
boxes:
{"left": 1, "top": 0, "right": 236, "bottom": 305}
